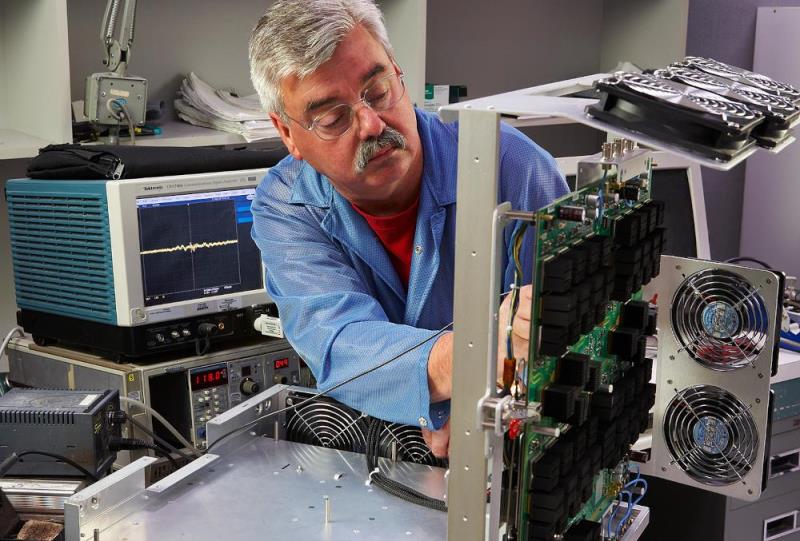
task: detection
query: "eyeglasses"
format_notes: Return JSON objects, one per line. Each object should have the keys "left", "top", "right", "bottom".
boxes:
{"left": 286, "top": 71, "right": 406, "bottom": 140}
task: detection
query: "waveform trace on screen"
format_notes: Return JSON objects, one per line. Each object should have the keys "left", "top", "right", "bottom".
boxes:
{"left": 140, "top": 239, "right": 239, "bottom": 256}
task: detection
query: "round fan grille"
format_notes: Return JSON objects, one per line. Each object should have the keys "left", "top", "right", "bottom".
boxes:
{"left": 377, "top": 423, "right": 445, "bottom": 466}
{"left": 735, "top": 87, "right": 797, "bottom": 111}
{"left": 671, "top": 67, "right": 724, "bottom": 89}
{"left": 685, "top": 57, "right": 739, "bottom": 77}
{"left": 622, "top": 73, "right": 681, "bottom": 97}
{"left": 671, "top": 268, "right": 769, "bottom": 370}
{"left": 663, "top": 385, "right": 759, "bottom": 486}
{"left": 743, "top": 73, "right": 800, "bottom": 98}
{"left": 686, "top": 95, "right": 758, "bottom": 120}
{"left": 284, "top": 396, "right": 367, "bottom": 453}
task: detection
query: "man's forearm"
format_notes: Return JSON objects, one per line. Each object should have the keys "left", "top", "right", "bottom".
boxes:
{"left": 427, "top": 332, "right": 453, "bottom": 402}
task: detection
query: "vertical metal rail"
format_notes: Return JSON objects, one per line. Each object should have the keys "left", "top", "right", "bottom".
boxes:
{"left": 448, "top": 109, "right": 501, "bottom": 541}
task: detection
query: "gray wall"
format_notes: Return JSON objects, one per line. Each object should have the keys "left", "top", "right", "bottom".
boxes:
{"left": 686, "top": 0, "right": 800, "bottom": 261}
{"left": 425, "top": 0, "right": 606, "bottom": 158}
{"left": 68, "top": 0, "right": 268, "bottom": 117}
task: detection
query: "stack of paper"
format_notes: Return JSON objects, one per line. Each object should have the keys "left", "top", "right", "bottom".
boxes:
{"left": 175, "top": 72, "right": 278, "bottom": 142}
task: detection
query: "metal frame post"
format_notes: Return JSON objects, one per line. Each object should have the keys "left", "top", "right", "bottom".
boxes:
{"left": 448, "top": 109, "right": 502, "bottom": 540}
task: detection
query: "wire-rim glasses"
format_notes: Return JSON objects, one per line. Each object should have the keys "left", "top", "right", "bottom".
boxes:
{"left": 286, "top": 71, "right": 406, "bottom": 140}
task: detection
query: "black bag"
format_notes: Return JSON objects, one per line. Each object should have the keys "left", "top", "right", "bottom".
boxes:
{"left": 26, "top": 143, "right": 289, "bottom": 180}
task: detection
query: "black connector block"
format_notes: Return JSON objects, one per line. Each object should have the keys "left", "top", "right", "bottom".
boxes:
{"left": 562, "top": 247, "right": 588, "bottom": 285}
{"left": 543, "top": 254, "right": 573, "bottom": 293}
{"left": 608, "top": 327, "right": 642, "bottom": 360}
{"left": 614, "top": 213, "right": 641, "bottom": 247}
{"left": 530, "top": 487, "right": 565, "bottom": 510}
{"left": 542, "top": 291, "right": 577, "bottom": 312}
{"left": 620, "top": 300, "right": 650, "bottom": 332}
{"left": 542, "top": 384, "right": 579, "bottom": 422}
{"left": 556, "top": 352, "right": 590, "bottom": 387}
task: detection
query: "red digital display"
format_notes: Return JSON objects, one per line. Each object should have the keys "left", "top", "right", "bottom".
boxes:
{"left": 274, "top": 358, "right": 290, "bottom": 370}
{"left": 191, "top": 366, "right": 228, "bottom": 391}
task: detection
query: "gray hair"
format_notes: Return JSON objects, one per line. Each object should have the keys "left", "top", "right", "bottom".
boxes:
{"left": 249, "top": 0, "right": 394, "bottom": 119}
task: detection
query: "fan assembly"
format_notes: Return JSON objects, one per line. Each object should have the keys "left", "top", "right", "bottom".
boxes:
{"left": 282, "top": 391, "right": 443, "bottom": 467}
{"left": 651, "top": 256, "right": 783, "bottom": 500}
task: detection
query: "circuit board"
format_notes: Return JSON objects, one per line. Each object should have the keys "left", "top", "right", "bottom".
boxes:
{"left": 516, "top": 145, "right": 664, "bottom": 541}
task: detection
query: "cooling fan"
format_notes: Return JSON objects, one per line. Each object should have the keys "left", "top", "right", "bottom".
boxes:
{"left": 282, "top": 391, "right": 444, "bottom": 466}
{"left": 682, "top": 56, "right": 800, "bottom": 105}
{"left": 663, "top": 384, "right": 759, "bottom": 486}
{"left": 670, "top": 268, "right": 771, "bottom": 370}
{"left": 656, "top": 65, "right": 799, "bottom": 148}
{"left": 587, "top": 72, "right": 764, "bottom": 161}
{"left": 283, "top": 392, "right": 368, "bottom": 454}
{"left": 375, "top": 422, "right": 447, "bottom": 467}
{"left": 651, "top": 256, "right": 783, "bottom": 500}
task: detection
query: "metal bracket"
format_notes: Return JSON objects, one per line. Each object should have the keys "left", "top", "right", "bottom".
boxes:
{"left": 478, "top": 395, "right": 543, "bottom": 437}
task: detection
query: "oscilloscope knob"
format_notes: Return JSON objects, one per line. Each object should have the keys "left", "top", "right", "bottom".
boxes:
{"left": 240, "top": 378, "right": 260, "bottom": 396}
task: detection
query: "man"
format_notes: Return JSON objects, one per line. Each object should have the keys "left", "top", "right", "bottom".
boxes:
{"left": 248, "top": 0, "right": 568, "bottom": 457}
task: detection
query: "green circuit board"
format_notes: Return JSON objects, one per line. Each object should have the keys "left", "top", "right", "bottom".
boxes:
{"left": 516, "top": 153, "right": 654, "bottom": 540}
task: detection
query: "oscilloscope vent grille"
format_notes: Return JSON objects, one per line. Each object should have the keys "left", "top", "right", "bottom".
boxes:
{"left": 6, "top": 185, "right": 117, "bottom": 324}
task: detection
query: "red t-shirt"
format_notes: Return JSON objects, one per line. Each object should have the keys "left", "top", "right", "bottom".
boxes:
{"left": 352, "top": 197, "right": 420, "bottom": 289}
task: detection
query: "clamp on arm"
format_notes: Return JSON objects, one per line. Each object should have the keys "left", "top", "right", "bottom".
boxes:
{"left": 101, "top": 0, "right": 137, "bottom": 76}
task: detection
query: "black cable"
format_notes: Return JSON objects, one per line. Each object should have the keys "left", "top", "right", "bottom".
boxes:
{"left": 124, "top": 413, "right": 192, "bottom": 463}
{"left": 109, "top": 437, "right": 179, "bottom": 470}
{"left": 364, "top": 417, "right": 447, "bottom": 511}
{"left": 1, "top": 451, "right": 100, "bottom": 482}
{"left": 206, "top": 321, "right": 453, "bottom": 453}
{"left": 195, "top": 335, "right": 211, "bottom": 356}
{"left": 724, "top": 256, "right": 773, "bottom": 269}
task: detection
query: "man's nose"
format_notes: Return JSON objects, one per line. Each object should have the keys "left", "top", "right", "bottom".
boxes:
{"left": 354, "top": 103, "right": 386, "bottom": 140}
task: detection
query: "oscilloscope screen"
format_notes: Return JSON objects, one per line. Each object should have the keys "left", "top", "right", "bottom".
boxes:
{"left": 136, "top": 188, "right": 263, "bottom": 306}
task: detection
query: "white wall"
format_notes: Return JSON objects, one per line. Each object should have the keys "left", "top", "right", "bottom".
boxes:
{"left": 740, "top": 7, "right": 800, "bottom": 278}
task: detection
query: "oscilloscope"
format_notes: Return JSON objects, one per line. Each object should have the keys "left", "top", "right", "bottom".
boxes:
{"left": 6, "top": 168, "right": 277, "bottom": 359}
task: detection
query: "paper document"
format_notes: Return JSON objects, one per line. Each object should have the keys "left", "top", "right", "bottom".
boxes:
{"left": 175, "top": 72, "right": 278, "bottom": 142}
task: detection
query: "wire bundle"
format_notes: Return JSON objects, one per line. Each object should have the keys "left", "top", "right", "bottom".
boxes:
{"left": 364, "top": 417, "right": 447, "bottom": 512}
{"left": 606, "top": 463, "right": 648, "bottom": 539}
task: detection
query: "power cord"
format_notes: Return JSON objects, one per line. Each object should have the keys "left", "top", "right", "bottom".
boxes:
{"left": 0, "top": 451, "right": 99, "bottom": 482}
{"left": 108, "top": 437, "right": 179, "bottom": 470}
{"left": 724, "top": 256, "right": 773, "bottom": 269}
{"left": 110, "top": 99, "right": 136, "bottom": 145}
{"left": 118, "top": 396, "right": 202, "bottom": 456}
{"left": 195, "top": 323, "right": 217, "bottom": 356}
{"left": 109, "top": 410, "right": 192, "bottom": 463}
{"left": 364, "top": 417, "right": 447, "bottom": 511}
{"left": 206, "top": 322, "right": 453, "bottom": 453}
{"left": 0, "top": 327, "right": 25, "bottom": 397}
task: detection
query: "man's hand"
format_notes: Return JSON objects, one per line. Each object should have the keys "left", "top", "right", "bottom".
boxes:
{"left": 497, "top": 284, "right": 533, "bottom": 382}
{"left": 421, "top": 419, "right": 450, "bottom": 458}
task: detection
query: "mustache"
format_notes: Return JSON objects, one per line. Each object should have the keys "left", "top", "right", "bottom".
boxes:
{"left": 354, "top": 127, "right": 406, "bottom": 173}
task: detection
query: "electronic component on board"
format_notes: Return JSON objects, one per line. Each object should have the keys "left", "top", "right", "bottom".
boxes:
{"left": 558, "top": 205, "right": 587, "bottom": 222}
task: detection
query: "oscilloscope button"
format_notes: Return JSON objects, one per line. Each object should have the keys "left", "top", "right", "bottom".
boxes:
{"left": 155, "top": 333, "right": 165, "bottom": 343}
{"left": 182, "top": 329, "right": 191, "bottom": 337}
{"left": 171, "top": 331, "right": 180, "bottom": 339}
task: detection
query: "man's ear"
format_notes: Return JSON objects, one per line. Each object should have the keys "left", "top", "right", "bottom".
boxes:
{"left": 270, "top": 113, "right": 303, "bottom": 161}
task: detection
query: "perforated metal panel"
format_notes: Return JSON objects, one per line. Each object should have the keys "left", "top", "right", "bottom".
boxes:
{"left": 6, "top": 179, "right": 116, "bottom": 324}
